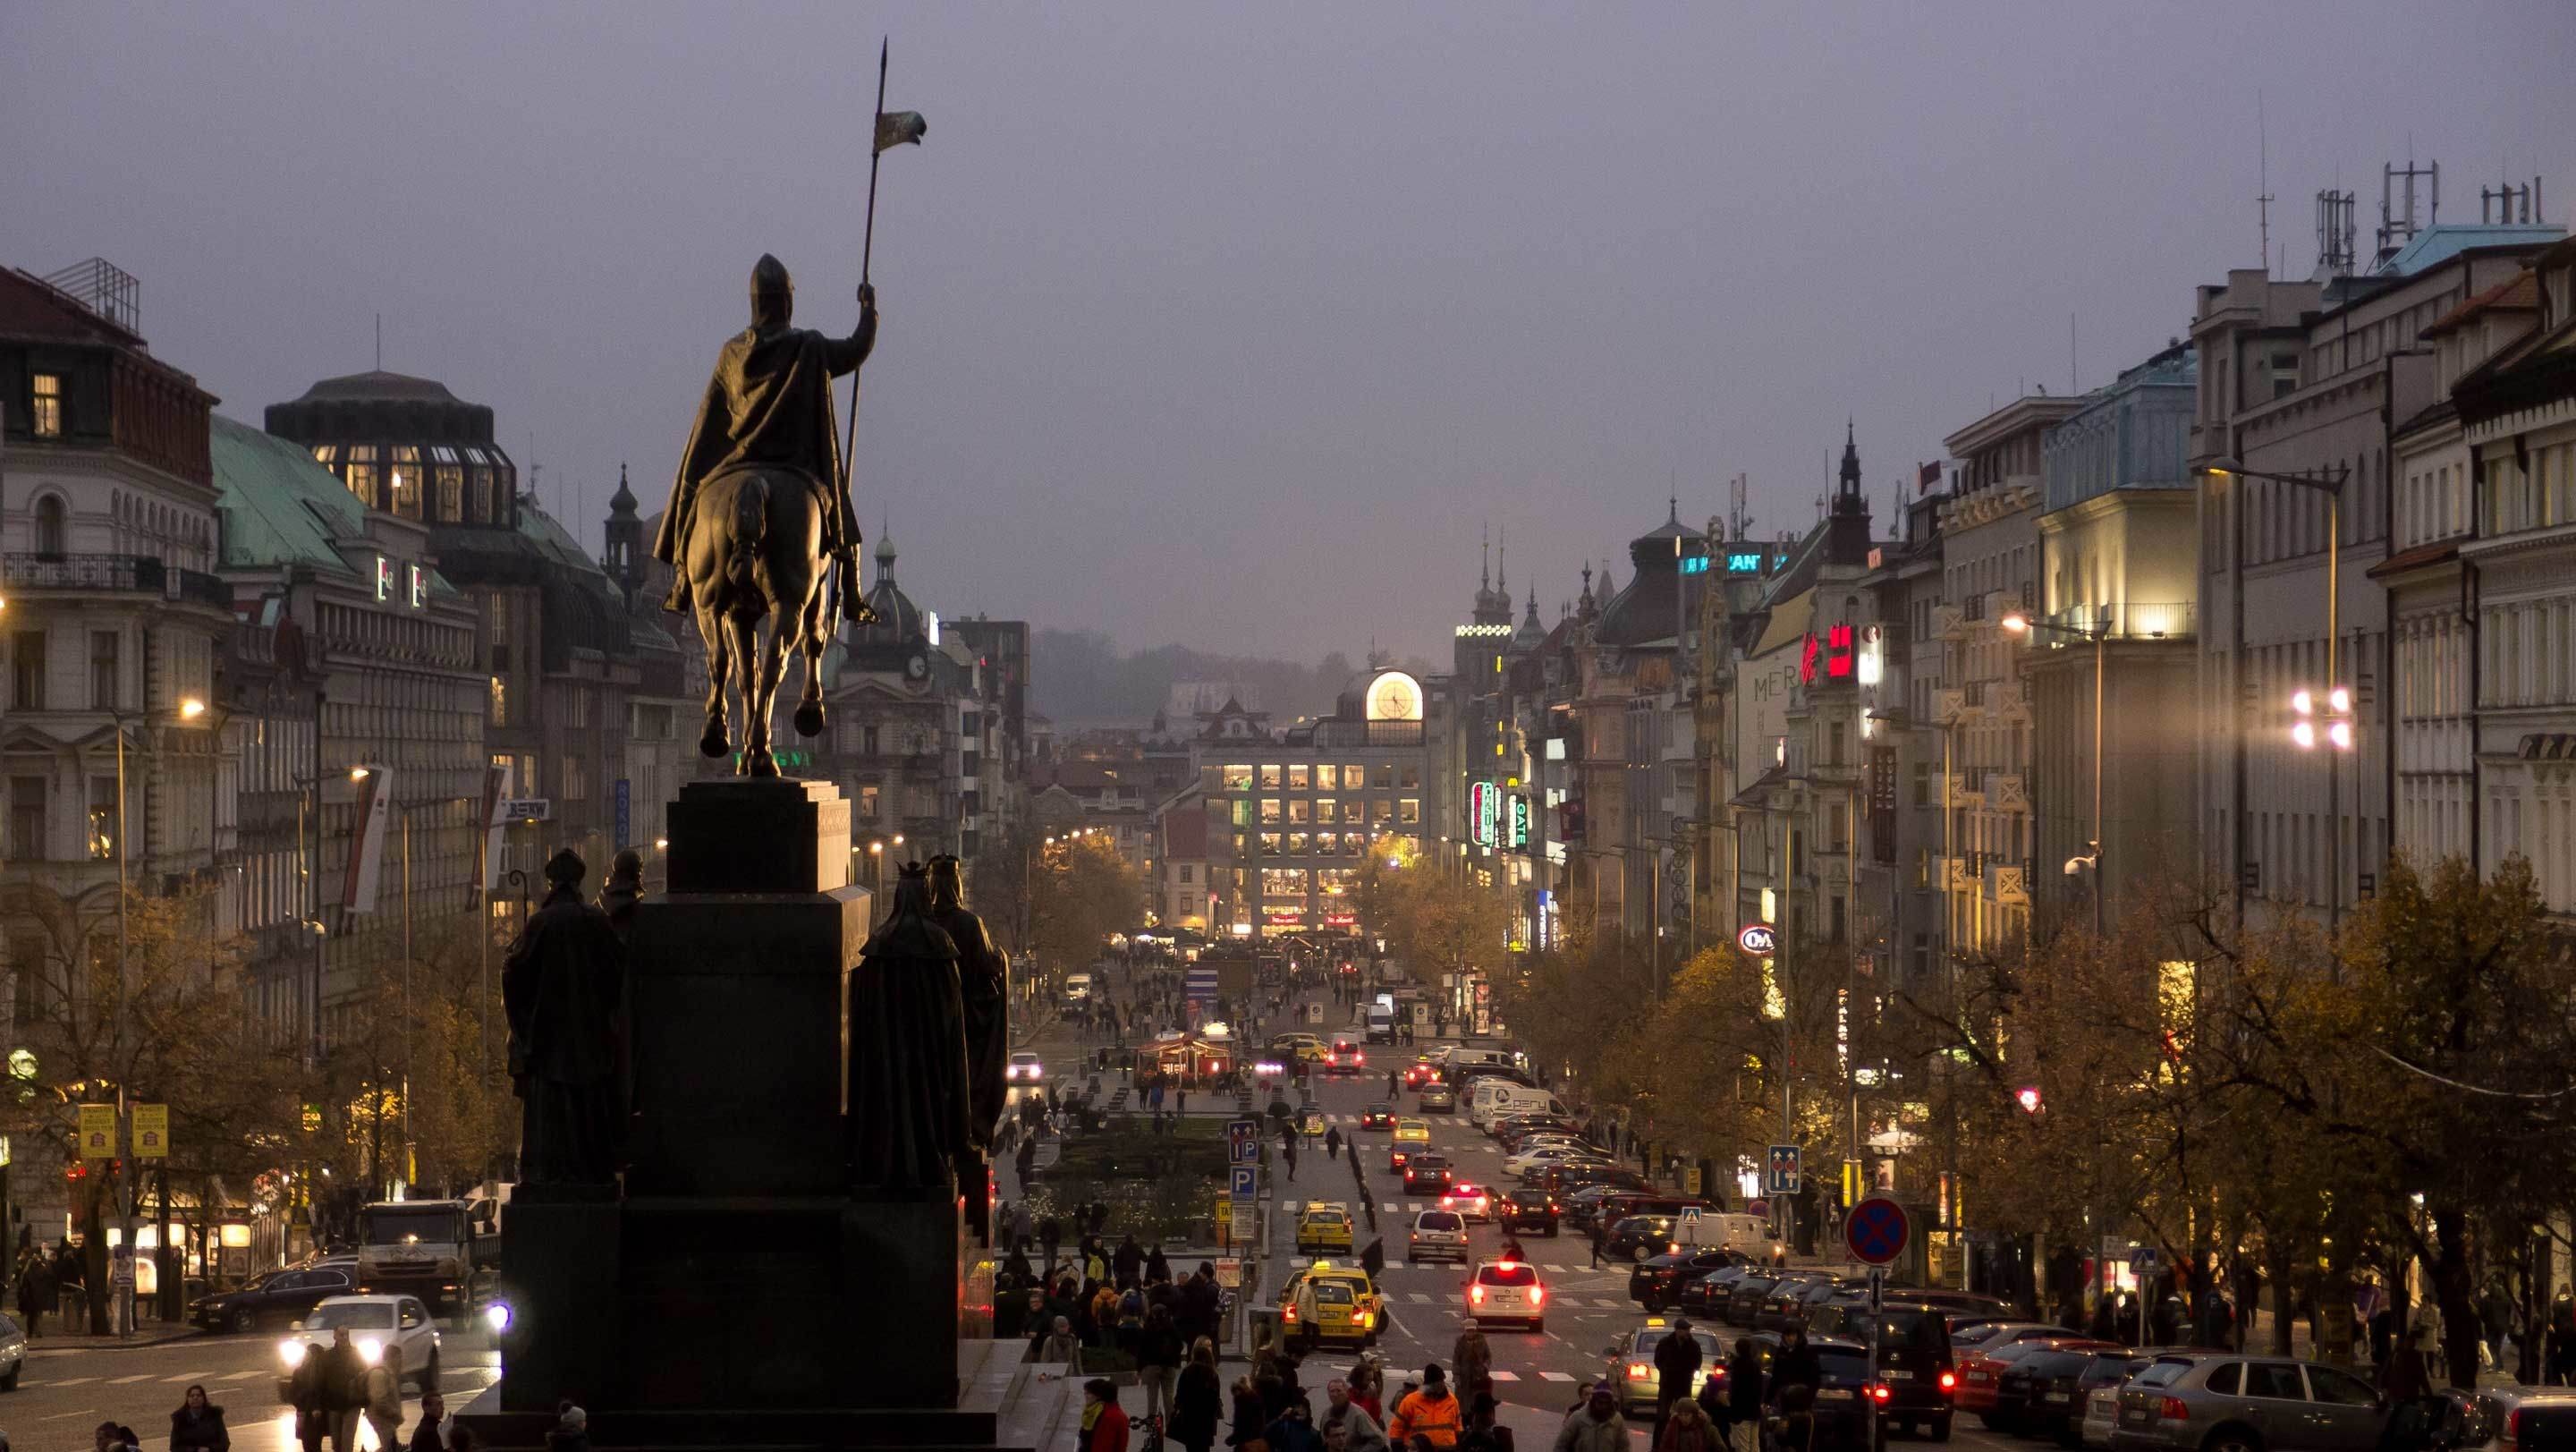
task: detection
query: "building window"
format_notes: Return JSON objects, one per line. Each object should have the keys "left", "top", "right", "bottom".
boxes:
{"left": 346, "top": 446, "right": 379, "bottom": 510}
{"left": 1258, "top": 832, "right": 1282, "bottom": 855}
{"left": 88, "top": 630, "right": 119, "bottom": 710}
{"left": 1259, "top": 765, "right": 1283, "bottom": 790}
{"left": 569, "top": 688, "right": 591, "bottom": 729}
{"left": 1399, "top": 798, "right": 1420, "bottom": 824}
{"left": 1287, "top": 832, "right": 1309, "bottom": 855}
{"left": 87, "top": 775, "right": 115, "bottom": 861}
{"left": 12, "top": 630, "right": 45, "bottom": 709}
{"left": 1400, "top": 764, "right": 1420, "bottom": 789}
{"left": 1315, "top": 798, "right": 1337, "bottom": 823}
{"left": 1314, "top": 766, "right": 1338, "bottom": 791}
{"left": 390, "top": 446, "right": 425, "bottom": 520}
{"left": 859, "top": 785, "right": 881, "bottom": 819}
{"left": 488, "top": 675, "right": 508, "bottom": 727}
{"left": 1287, "top": 799, "right": 1310, "bottom": 824}
{"left": 33, "top": 495, "right": 66, "bottom": 556}
{"left": 1223, "top": 764, "right": 1253, "bottom": 792}
{"left": 1374, "top": 764, "right": 1394, "bottom": 790}
{"left": 10, "top": 777, "right": 47, "bottom": 861}
{"left": 436, "top": 465, "right": 464, "bottom": 522}
{"left": 1912, "top": 761, "right": 1929, "bottom": 807}
{"left": 1373, "top": 800, "right": 1394, "bottom": 823}
{"left": 1288, "top": 764, "right": 1310, "bottom": 792}
{"left": 1259, "top": 798, "right": 1282, "bottom": 824}
{"left": 562, "top": 755, "right": 589, "bottom": 802}
{"left": 29, "top": 373, "right": 64, "bottom": 438}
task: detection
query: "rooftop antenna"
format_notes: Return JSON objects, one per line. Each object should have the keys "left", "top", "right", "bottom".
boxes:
{"left": 2379, "top": 148, "right": 2439, "bottom": 259}
{"left": 2257, "top": 91, "right": 2273, "bottom": 275}
{"left": 2316, "top": 188, "right": 2358, "bottom": 279}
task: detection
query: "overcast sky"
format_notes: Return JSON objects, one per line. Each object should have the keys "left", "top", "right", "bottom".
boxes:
{"left": 6, "top": 3, "right": 2570, "bottom": 661}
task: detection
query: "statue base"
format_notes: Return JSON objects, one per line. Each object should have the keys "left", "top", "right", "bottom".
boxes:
{"left": 475, "top": 778, "right": 997, "bottom": 1440}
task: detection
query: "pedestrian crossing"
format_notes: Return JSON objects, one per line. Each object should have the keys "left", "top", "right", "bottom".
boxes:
{"left": 1300, "top": 1364, "right": 1582, "bottom": 1383}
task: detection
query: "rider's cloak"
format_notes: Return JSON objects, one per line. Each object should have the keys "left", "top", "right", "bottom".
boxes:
{"left": 651, "top": 319, "right": 867, "bottom": 566}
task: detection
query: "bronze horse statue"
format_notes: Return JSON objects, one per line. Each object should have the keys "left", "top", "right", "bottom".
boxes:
{"left": 682, "top": 463, "right": 842, "bottom": 776}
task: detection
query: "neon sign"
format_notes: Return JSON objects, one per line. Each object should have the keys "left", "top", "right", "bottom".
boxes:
{"left": 1798, "top": 624, "right": 1859, "bottom": 685}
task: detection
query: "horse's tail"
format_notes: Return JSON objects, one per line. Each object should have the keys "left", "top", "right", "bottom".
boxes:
{"left": 726, "top": 475, "right": 767, "bottom": 590}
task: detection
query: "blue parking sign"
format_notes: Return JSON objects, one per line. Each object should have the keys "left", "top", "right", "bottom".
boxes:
{"left": 1230, "top": 1166, "right": 1258, "bottom": 1199}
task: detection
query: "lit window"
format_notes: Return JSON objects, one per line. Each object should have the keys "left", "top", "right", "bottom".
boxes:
{"left": 1259, "top": 765, "right": 1283, "bottom": 790}
{"left": 1223, "top": 764, "right": 1253, "bottom": 792}
{"left": 1259, "top": 798, "right": 1282, "bottom": 824}
{"left": 30, "top": 374, "right": 62, "bottom": 438}
{"left": 1399, "top": 799, "right": 1420, "bottom": 824}
{"left": 1288, "top": 765, "right": 1310, "bottom": 791}
{"left": 488, "top": 676, "right": 508, "bottom": 727}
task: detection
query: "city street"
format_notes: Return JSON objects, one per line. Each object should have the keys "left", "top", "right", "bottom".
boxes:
{"left": 0, "top": 1326, "right": 500, "bottom": 1452}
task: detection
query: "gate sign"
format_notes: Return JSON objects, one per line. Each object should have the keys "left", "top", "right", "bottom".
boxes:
{"left": 1738, "top": 922, "right": 1778, "bottom": 955}
{"left": 1844, "top": 1193, "right": 1911, "bottom": 1267}
{"left": 1767, "top": 1143, "right": 1803, "bottom": 1195}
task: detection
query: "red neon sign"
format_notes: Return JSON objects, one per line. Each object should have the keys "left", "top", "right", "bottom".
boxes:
{"left": 1800, "top": 624, "right": 1859, "bottom": 685}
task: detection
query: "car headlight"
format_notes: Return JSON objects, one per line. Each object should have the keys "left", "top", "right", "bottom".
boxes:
{"left": 279, "top": 1337, "right": 306, "bottom": 1368}
{"left": 484, "top": 1301, "right": 513, "bottom": 1334}
{"left": 357, "top": 1337, "right": 384, "bottom": 1364}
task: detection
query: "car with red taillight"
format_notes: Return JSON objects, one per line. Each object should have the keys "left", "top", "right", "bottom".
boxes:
{"left": 1989, "top": 1343, "right": 2128, "bottom": 1437}
{"left": 1960, "top": 1337, "right": 2090, "bottom": 1418}
{"left": 2433, "top": 1384, "right": 2576, "bottom": 1452}
{"left": 1464, "top": 1258, "right": 1548, "bottom": 1331}
{"left": 2111, "top": 1354, "right": 2391, "bottom": 1452}
{"left": 1799, "top": 1301, "right": 1968, "bottom": 1442}
{"left": 1603, "top": 1317, "right": 1728, "bottom": 1417}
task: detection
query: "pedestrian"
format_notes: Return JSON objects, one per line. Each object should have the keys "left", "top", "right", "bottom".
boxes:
{"left": 1456, "top": 1394, "right": 1513, "bottom": 1452}
{"left": 1177, "top": 1088, "right": 1189, "bottom": 1117}
{"left": 1285, "top": 1140, "right": 1300, "bottom": 1181}
{"left": 362, "top": 1347, "right": 406, "bottom": 1452}
{"left": 1388, "top": 1364, "right": 1462, "bottom": 1451}
{"left": 1229, "top": 1375, "right": 1268, "bottom": 1449}
{"left": 15, "top": 1252, "right": 49, "bottom": 1338}
{"left": 1322, "top": 1379, "right": 1390, "bottom": 1452}
{"left": 321, "top": 1326, "right": 369, "bottom": 1452}
{"left": 1652, "top": 1399, "right": 1713, "bottom": 1452}
{"left": 1451, "top": 1329, "right": 1492, "bottom": 1404}
{"left": 1083, "top": 1379, "right": 1131, "bottom": 1452}
{"left": 288, "top": 1345, "right": 330, "bottom": 1452}
{"left": 1326, "top": 1125, "right": 1343, "bottom": 1161}
{"left": 1265, "top": 1398, "right": 1324, "bottom": 1452}
{"left": 1770, "top": 1328, "right": 1820, "bottom": 1405}
{"left": 1588, "top": 1217, "right": 1606, "bottom": 1269}
{"left": 1041, "top": 1314, "right": 1085, "bottom": 1372}
{"left": 547, "top": 1405, "right": 590, "bottom": 1452}
{"left": 1116, "top": 1234, "right": 1147, "bottom": 1290}
{"left": 169, "top": 1385, "right": 232, "bottom": 1452}
{"left": 1651, "top": 1319, "right": 1701, "bottom": 1430}
{"left": 404, "top": 1389, "right": 447, "bottom": 1452}
{"left": 1148, "top": 1244, "right": 1173, "bottom": 1286}
{"left": 1174, "top": 1339, "right": 1224, "bottom": 1452}
{"left": 1553, "top": 1385, "right": 1625, "bottom": 1452}
{"left": 1722, "top": 1340, "right": 1765, "bottom": 1452}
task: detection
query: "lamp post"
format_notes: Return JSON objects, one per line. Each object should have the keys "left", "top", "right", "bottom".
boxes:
{"left": 2197, "top": 461, "right": 2351, "bottom": 930}
{"left": 1999, "top": 612, "right": 2111, "bottom": 936}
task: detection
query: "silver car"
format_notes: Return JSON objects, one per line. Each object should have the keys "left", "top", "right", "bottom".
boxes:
{"left": 1408, "top": 1210, "right": 1469, "bottom": 1264}
{"left": 2431, "top": 1385, "right": 2576, "bottom": 1451}
{"left": 2113, "top": 1354, "right": 2387, "bottom": 1452}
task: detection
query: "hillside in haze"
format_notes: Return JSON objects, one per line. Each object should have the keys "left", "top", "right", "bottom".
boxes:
{"left": 1030, "top": 629, "right": 1436, "bottom": 726}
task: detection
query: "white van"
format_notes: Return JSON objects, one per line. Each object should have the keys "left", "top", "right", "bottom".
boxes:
{"left": 1674, "top": 1211, "right": 1779, "bottom": 1258}
{"left": 1063, "top": 973, "right": 1094, "bottom": 1003}
{"left": 1468, "top": 1082, "right": 1567, "bottom": 1127}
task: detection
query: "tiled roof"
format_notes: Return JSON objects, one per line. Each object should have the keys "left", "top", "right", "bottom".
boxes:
{"left": 2424, "top": 272, "right": 2540, "bottom": 336}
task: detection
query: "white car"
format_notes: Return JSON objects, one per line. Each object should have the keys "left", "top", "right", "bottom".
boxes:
{"left": 1464, "top": 1258, "right": 1547, "bottom": 1331}
{"left": 275, "top": 1295, "right": 442, "bottom": 1397}
{"left": 1502, "top": 1143, "right": 1605, "bottom": 1178}
{"left": 1004, "top": 1050, "right": 1045, "bottom": 1082}
{"left": 1408, "top": 1210, "right": 1470, "bottom": 1264}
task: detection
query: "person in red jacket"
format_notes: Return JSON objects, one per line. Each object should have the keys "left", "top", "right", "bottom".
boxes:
{"left": 1084, "top": 1379, "right": 1131, "bottom": 1452}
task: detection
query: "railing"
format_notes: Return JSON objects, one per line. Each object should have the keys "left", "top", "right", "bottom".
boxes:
{"left": 1, "top": 553, "right": 232, "bottom": 610}
{"left": 2044, "top": 601, "right": 2198, "bottom": 640}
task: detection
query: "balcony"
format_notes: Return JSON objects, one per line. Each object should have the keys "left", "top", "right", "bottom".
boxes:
{"left": 2, "top": 553, "right": 231, "bottom": 610}
{"left": 2044, "top": 601, "right": 2198, "bottom": 640}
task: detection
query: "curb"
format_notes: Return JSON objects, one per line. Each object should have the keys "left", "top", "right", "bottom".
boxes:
{"left": 30, "top": 1327, "right": 206, "bottom": 1354}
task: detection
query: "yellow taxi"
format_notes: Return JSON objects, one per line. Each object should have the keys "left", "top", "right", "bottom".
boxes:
{"left": 1269, "top": 1033, "right": 1327, "bottom": 1065}
{"left": 1294, "top": 1201, "right": 1355, "bottom": 1255}
{"left": 1393, "top": 1117, "right": 1432, "bottom": 1145}
{"left": 1280, "top": 1259, "right": 1385, "bottom": 1348}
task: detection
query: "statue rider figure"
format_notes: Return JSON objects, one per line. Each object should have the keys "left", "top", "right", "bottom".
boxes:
{"left": 655, "top": 254, "right": 876, "bottom": 612}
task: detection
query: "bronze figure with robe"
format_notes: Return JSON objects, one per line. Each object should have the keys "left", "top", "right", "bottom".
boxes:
{"left": 926, "top": 854, "right": 1010, "bottom": 1236}
{"left": 846, "top": 862, "right": 974, "bottom": 1193}
{"left": 503, "top": 849, "right": 628, "bottom": 1185}
{"left": 654, "top": 255, "right": 874, "bottom": 612}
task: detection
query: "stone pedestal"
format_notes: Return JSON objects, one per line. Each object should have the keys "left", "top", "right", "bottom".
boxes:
{"left": 479, "top": 778, "right": 991, "bottom": 1440}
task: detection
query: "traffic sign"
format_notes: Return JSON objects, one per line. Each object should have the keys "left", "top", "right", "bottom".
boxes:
{"left": 1230, "top": 1166, "right": 1258, "bottom": 1199}
{"left": 1738, "top": 922, "right": 1778, "bottom": 955}
{"left": 1767, "top": 1143, "right": 1803, "bottom": 1195}
{"left": 2128, "top": 1245, "right": 2161, "bottom": 1274}
{"left": 1215, "top": 1258, "right": 1243, "bottom": 1289}
{"left": 1676, "top": 1205, "right": 1704, "bottom": 1234}
{"left": 1231, "top": 1134, "right": 1260, "bottom": 1166}
{"left": 1844, "top": 1193, "right": 1911, "bottom": 1267}
{"left": 1227, "top": 1117, "right": 1260, "bottom": 1148}
{"left": 1302, "top": 1110, "right": 1325, "bottom": 1137}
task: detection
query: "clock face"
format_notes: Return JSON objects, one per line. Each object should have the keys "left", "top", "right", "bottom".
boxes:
{"left": 1364, "top": 670, "right": 1422, "bottom": 722}
{"left": 908, "top": 655, "right": 928, "bottom": 678}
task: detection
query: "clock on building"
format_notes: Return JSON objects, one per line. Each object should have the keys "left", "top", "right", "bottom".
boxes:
{"left": 1365, "top": 670, "right": 1423, "bottom": 723}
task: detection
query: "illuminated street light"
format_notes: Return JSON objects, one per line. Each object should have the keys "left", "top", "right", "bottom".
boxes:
{"left": 2014, "top": 1086, "right": 2043, "bottom": 1115}
{"left": 178, "top": 697, "right": 207, "bottom": 720}
{"left": 2000, "top": 613, "right": 2029, "bottom": 634}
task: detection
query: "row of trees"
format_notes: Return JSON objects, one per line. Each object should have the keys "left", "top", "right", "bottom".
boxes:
{"left": 1, "top": 879, "right": 520, "bottom": 1326}
{"left": 1489, "top": 854, "right": 2575, "bottom": 1387}
{"left": 1024, "top": 832, "right": 1144, "bottom": 987}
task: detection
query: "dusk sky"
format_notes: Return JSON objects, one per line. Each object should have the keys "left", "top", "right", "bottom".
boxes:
{"left": 6, "top": 3, "right": 2570, "bottom": 662}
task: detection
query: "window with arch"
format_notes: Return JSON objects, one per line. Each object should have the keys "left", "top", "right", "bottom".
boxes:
{"left": 33, "top": 495, "right": 66, "bottom": 556}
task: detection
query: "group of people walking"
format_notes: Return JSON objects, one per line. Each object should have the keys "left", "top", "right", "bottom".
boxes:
{"left": 280, "top": 1326, "right": 464, "bottom": 1452}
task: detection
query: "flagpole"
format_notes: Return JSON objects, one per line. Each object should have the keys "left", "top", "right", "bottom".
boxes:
{"left": 838, "top": 37, "right": 890, "bottom": 618}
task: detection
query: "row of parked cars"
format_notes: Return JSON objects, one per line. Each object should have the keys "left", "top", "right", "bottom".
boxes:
{"left": 1623, "top": 1259, "right": 2574, "bottom": 1452}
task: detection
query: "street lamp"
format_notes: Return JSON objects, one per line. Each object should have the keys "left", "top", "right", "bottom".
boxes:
{"left": 2000, "top": 612, "right": 2110, "bottom": 937}
{"left": 2199, "top": 460, "right": 2354, "bottom": 930}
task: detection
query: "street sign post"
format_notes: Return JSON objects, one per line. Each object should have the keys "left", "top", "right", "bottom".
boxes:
{"left": 1844, "top": 1193, "right": 1911, "bottom": 1267}
{"left": 1767, "top": 1143, "right": 1803, "bottom": 1196}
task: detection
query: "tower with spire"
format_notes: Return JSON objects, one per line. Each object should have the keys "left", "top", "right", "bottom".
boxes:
{"left": 603, "top": 462, "right": 643, "bottom": 602}
{"left": 1827, "top": 419, "right": 1876, "bottom": 563}
{"left": 1471, "top": 524, "right": 1512, "bottom": 628}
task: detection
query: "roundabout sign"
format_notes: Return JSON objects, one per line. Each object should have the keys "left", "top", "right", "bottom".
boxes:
{"left": 1736, "top": 921, "right": 1777, "bottom": 955}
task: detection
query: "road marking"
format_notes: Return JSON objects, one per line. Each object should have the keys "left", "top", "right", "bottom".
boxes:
{"left": 1593, "top": 1298, "right": 1626, "bottom": 1309}
{"left": 110, "top": 1372, "right": 158, "bottom": 1383}
{"left": 165, "top": 1371, "right": 219, "bottom": 1382}
{"left": 1539, "top": 1371, "right": 1575, "bottom": 1381}
{"left": 49, "top": 1376, "right": 97, "bottom": 1386}
{"left": 1407, "top": 1293, "right": 1432, "bottom": 1303}
{"left": 1489, "top": 1371, "right": 1520, "bottom": 1381}
{"left": 219, "top": 1371, "right": 266, "bottom": 1381}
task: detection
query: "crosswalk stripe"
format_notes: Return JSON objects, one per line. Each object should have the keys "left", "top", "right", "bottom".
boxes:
{"left": 109, "top": 1373, "right": 157, "bottom": 1384}
{"left": 1490, "top": 1371, "right": 1521, "bottom": 1381}
{"left": 1407, "top": 1293, "right": 1431, "bottom": 1303}
{"left": 164, "top": 1372, "right": 218, "bottom": 1383}
{"left": 218, "top": 1371, "right": 265, "bottom": 1381}
{"left": 1539, "top": 1371, "right": 1576, "bottom": 1381}
{"left": 1594, "top": 1297, "right": 1627, "bottom": 1309}
{"left": 50, "top": 1376, "right": 97, "bottom": 1387}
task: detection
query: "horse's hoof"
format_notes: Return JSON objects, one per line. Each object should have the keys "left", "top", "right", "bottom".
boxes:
{"left": 699, "top": 727, "right": 730, "bottom": 759}
{"left": 794, "top": 702, "right": 826, "bottom": 737}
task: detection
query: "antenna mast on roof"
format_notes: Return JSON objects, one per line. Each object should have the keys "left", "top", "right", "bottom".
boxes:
{"left": 2257, "top": 92, "right": 2273, "bottom": 275}
{"left": 2316, "top": 190, "right": 2358, "bottom": 280}
{"left": 2379, "top": 152, "right": 2440, "bottom": 259}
